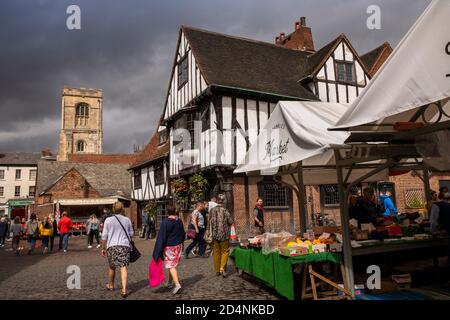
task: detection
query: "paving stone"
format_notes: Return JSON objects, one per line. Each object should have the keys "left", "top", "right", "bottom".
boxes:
{"left": 0, "top": 236, "right": 280, "bottom": 300}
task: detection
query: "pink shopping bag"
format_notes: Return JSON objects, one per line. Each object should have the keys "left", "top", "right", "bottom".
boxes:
{"left": 149, "top": 259, "right": 165, "bottom": 288}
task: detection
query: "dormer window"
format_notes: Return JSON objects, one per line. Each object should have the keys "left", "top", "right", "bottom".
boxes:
{"left": 177, "top": 54, "right": 189, "bottom": 89}
{"left": 159, "top": 129, "right": 168, "bottom": 145}
{"left": 336, "top": 61, "right": 355, "bottom": 83}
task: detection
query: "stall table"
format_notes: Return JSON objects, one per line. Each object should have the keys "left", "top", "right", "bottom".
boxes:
{"left": 230, "top": 247, "right": 347, "bottom": 300}
{"left": 352, "top": 238, "right": 449, "bottom": 257}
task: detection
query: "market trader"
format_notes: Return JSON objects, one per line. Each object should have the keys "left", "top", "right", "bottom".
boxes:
{"left": 379, "top": 190, "right": 398, "bottom": 217}
{"left": 430, "top": 189, "right": 450, "bottom": 273}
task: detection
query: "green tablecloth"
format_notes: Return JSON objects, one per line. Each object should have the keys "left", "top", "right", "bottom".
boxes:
{"left": 230, "top": 247, "right": 341, "bottom": 300}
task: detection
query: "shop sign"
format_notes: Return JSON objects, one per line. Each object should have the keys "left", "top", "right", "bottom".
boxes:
{"left": 263, "top": 123, "right": 289, "bottom": 163}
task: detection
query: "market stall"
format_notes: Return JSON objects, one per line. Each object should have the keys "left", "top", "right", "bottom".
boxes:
{"left": 234, "top": 0, "right": 450, "bottom": 300}
{"left": 231, "top": 232, "right": 349, "bottom": 300}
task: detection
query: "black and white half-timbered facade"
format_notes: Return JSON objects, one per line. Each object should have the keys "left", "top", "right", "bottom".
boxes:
{"left": 129, "top": 128, "right": 170, "bottom": 230}
{"left": 138, "top": 18, "right": 392, "bottom": 235}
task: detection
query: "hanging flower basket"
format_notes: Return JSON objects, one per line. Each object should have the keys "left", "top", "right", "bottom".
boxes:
{"left": 144, "top": 201, "right": 157, "bottom": 220}
{"left": 189, "top": 173, "right": 208, "bottom": 202}
{"left": 172, "top": 177, "right": 189, "bottom": 205}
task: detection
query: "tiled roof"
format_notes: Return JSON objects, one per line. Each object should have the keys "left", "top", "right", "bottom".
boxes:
{"left": 37, "top": 160, "right": 132, "bottom": 198}
{"left": 0, "top": 152, "right": 42, "bottom": 166}
{"left": 182, "top": 26, "right": 319, "bottom": 100}
{"left": 361, "top": 42, "right": 393, "bottom": 75}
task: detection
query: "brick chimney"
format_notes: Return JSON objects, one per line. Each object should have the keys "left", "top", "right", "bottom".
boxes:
{"left": 41, "top": 149, "right": 52, "bottom": 157}
{"left": 275, "top": 17, "right": 315, "bottom": 53}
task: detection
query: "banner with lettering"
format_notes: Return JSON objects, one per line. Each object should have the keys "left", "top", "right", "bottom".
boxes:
{"left": 234, "top": 101, "right": 349, "bottom": 174}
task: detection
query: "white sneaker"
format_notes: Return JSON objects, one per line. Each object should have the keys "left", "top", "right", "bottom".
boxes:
{"left": 96, "top": 244, "right": 101, "bottom": 249}
{"left": 88, "top": 245, "right": 92, "bottom": 249}
{"left": 64, "top": 250, "right": 67, "bottom": 253}
{"left": 172, "top": 285, "right": 182, "bottom": 295}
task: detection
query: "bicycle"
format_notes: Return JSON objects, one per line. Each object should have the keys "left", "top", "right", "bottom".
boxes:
{"left": 308, "top": 212, "right": 336, "bottom": 229}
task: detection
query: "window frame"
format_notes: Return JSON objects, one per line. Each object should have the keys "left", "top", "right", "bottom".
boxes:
{"left": 76, "top": 140, "right": 85, "bottom": 152}
{"left": 320, "top": 184, "right": 340, "bottom": 208}
{"left": 29, "top": 169, "right": 37, "bottom": 181}
{"left": 0, "top": 186, "right": 4, "bottom": 197}
{"left": 133, "top": 170, "right": 142, "bottom": 190}
{"left": 29, "top": 186, "right": 36, "bottom": 197}
{"left": 257, "top": 178, "right": 291, "bottom": 210}
{"left": 335, "top": 60, "right": 356, "bottom": 84}
{"left": 75, "top": 103, "right": 90, "bottom": 126}
{"left": 177, "top": 54, "right": 189, "bottom": 89}
{"left": 158, "top": 129, "right": 168, "bottom": 145}
{"left": 0, "top": 170, "right": 4, "bottom": 180}
{"left": 15, "top": 169, "right": 21, "bottom": 180}
{"left": 14, "top": 186, "right": 20, "bottom": 197}
{"left": 154, "top": 165, "right": 165, "bottom": 186}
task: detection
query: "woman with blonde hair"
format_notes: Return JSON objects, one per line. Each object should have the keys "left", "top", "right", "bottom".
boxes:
{"left": 101, "top": 202, "right": 134, "bottom": 298}
{"left": 87, "top": 214, "right": 101, "bottom": 249}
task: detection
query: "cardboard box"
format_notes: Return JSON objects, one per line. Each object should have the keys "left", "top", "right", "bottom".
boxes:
{"left": 279, "top": 246, "right": 308, "bottom": 257}
{"left": 328, "top": 243, "right": 343, "bottom": 252}
{"left": 312, "top": 244, "right": 327, "bottom": 253}
{"left": 313, "top": 226, "right": 340, "bottom": 235}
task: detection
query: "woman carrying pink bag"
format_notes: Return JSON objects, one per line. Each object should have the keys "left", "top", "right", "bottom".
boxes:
{"left": 150, "top": 205, "right": 185, "bottom": 294}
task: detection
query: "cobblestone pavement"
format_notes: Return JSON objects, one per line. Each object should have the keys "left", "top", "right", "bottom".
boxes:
{"left": 0, "top": 236, "right": 280, "bottom": 300}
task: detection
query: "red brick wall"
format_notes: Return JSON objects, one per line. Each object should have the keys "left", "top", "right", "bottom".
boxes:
{"left": 45, "top": 169, "right": 101, "bottom": 200}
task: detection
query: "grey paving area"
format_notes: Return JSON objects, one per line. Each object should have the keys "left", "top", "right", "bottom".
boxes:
{"left": 0, "top": 236, "right": 279, "bottom": 300}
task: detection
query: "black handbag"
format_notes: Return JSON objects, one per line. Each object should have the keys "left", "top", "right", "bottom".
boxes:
{"left": 114, "top": 216, "right": 141, "bottom": 263}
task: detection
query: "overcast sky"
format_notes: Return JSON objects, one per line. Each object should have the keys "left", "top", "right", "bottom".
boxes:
{"left": 0, "top": 0, "right": 432, "bottom": 154}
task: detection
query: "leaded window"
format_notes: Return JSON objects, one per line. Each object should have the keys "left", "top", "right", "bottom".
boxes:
{"left": 177, "top": 55, "right": 189, "bottom": 89}
{"left": 262, "top": 181, "right": 288, "bottom": 208}
{"left": 336, "top": 61, "right": 355, "bottom": 83}
{"left": 134, "top": 170, "right": 142, "bottom": 190}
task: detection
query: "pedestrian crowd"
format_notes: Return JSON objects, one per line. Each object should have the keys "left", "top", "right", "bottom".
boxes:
{"left": 0, "top": 194, "right": 237, "bottom": 299}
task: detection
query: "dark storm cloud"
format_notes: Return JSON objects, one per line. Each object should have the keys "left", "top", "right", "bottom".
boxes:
{"left": 0, "top": 0, "right": 432, "bottom": 153}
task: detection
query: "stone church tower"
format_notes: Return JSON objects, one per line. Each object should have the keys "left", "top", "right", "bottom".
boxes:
{"left": 57, "top": 87, "right": 103, "bottom": 161}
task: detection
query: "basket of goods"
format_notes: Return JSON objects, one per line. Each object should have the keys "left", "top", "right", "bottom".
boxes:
{"left": 278, "top": 237, "right": 309, "bottom": 257}
{"left": 262, "top": 231, "right": 293, "bottom": 254}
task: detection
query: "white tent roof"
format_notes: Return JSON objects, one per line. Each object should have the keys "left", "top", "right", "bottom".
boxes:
{"left": 234, "top": 101, "right": 350, "bottom": 174}
{"left": 333, "top": 0, "right": 450, "bottom": 130}
{"left": 234, "top": 101, "right": 390, "bottom": 184}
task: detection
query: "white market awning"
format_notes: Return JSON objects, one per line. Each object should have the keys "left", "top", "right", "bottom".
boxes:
{"left": 55, "top": 196, "right": 127, "bottom": 206}
{"left": 234, "top": 101, "right": 350, "bottom": 174}
{"left": 333, "top": 0, "right": 450, "bottom": 130}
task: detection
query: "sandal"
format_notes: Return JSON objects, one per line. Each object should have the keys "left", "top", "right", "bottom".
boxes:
{"left": 106, "top": 284, "right": 114, "bottom": 291}
{"left": 120, "top": 290, "right": 129, "bottom": 298}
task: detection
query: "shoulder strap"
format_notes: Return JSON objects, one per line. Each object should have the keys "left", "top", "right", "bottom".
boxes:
{"left": 114, "top": 215, "right": 132, "bottom": 243}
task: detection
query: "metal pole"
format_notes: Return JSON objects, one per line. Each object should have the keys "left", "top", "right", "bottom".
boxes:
{"left": 334, "top": 149, "right": 355, "bottom": 299}
{"left": 297, "top": 162, "right": 308, "bottom": 234}
{"left": 423, "top": 166, "right": 432, "bottom": 219}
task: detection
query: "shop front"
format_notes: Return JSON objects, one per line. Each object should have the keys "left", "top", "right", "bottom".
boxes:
{"left": 7, "top": 198, "right": 34, "bottom": 220}
{"left": 55, "top": 197, "right": 130, "bottom": 235}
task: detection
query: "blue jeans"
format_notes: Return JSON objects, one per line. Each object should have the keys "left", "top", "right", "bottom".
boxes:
{"left": 185, "top": 228, "right": 206, "bottom": 256}
{"left": 41, "top": 236, "right": 50, "bottom": 249}
{"left": 27, "top": 236, "right": 36, "bottom": 250}
{"left": 60, "top": 233, "right": 69, "bottom": 251}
